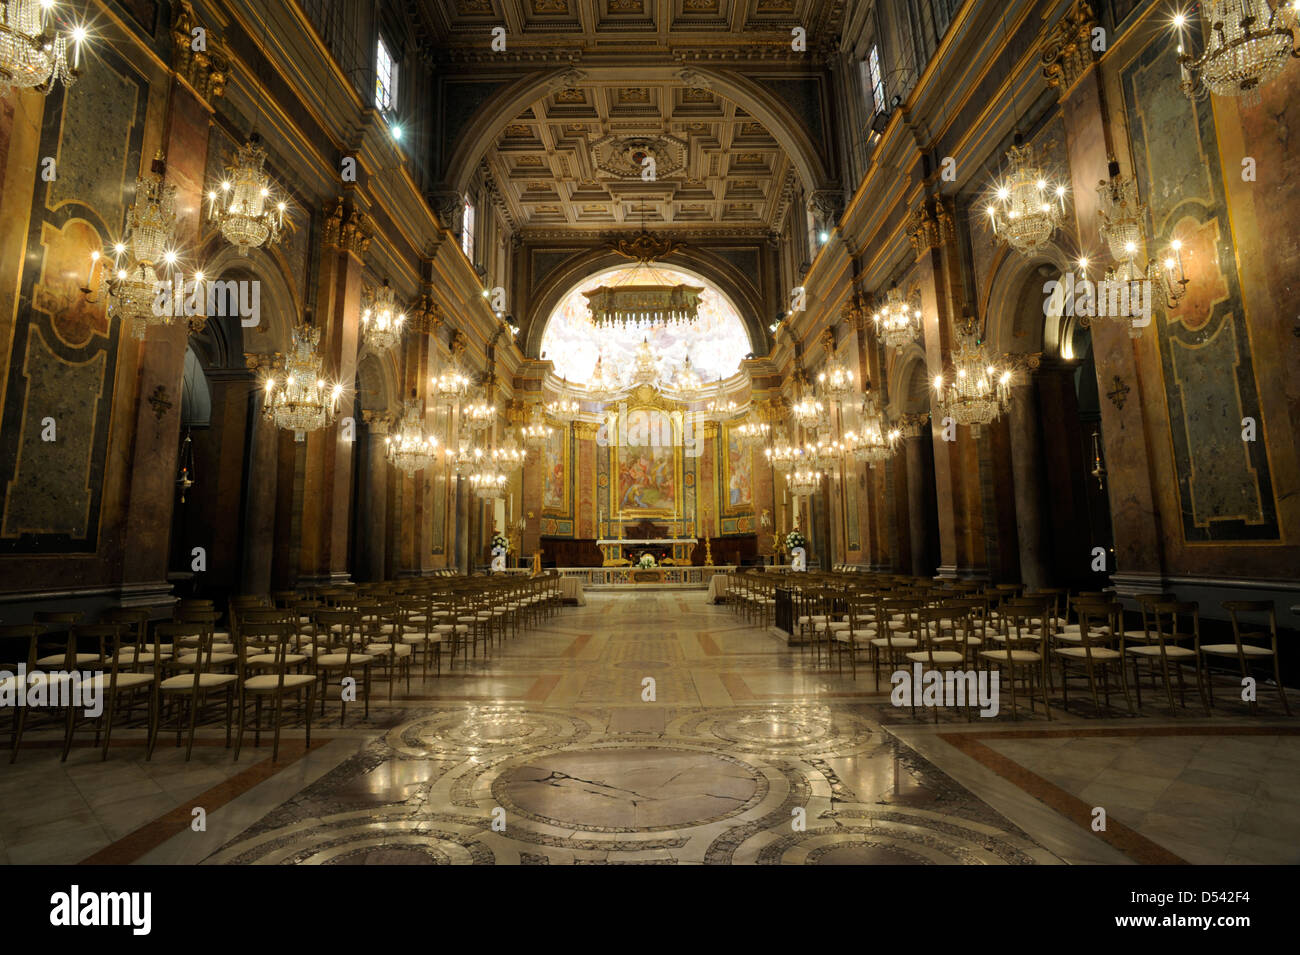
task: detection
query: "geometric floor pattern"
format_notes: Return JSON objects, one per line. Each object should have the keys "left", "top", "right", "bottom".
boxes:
{"left": 2, "top": 591, "right": 1296, "bottom": 865}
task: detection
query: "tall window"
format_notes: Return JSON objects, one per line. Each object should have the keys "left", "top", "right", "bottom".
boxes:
{"left": 375, "top": 37, "right": 396, "bottom": 113}
{"left": 461, "top": 196, "right": 475, "bottom": 260}
{"left": 868, "top": 44, "right": 886, "bottom": 115}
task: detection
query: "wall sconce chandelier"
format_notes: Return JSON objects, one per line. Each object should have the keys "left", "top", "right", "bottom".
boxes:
{"left": 0, "top": 0, "right": 85, "bottom": 94}
{"left": 361, "top": 280, "right": 405, "bottom": 353}
{"left": 206, "top": 136, "right": 287, "bottom": 256}
{"left": 84, "top": 156, "right": 179, "bottom": 339}
{"left": 264, "top": 323, "right": 344, "bottom": 442}
{"left": 933, "top": 316, "right": 1013, "bottom": 428}
{"left": 1177, "top": 1, "right": 1299, "bottom": 104}
{"left": 985, "top": 137, "right": 1069, "bottom": 257}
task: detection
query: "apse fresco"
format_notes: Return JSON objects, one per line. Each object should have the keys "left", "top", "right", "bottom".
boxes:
{"left": 538, "top": 265, "right": 750, "bottom": 385}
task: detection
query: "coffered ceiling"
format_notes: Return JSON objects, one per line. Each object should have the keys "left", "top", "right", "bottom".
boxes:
{"left": 420, "top": 0, "right": 844, "bottom": 51}
{"left": 484, "top": 82, "right": 797, "bottom": 231}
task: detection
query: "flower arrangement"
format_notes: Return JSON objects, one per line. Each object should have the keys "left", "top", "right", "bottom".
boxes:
{"left": 785, "top": 531, "right": 806, "bottom": 552}
{"left": 637, "top": 553, "right": 657, "bottom": 569}
{"left": 491, "top": 532, "right": 510, "bottom": 553}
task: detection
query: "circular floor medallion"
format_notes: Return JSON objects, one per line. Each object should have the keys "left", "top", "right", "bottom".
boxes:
{"left": 492, "top": 746, "right": 766, "bottom": 832}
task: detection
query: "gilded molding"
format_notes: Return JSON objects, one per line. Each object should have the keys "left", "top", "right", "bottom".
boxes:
{"left": 362, "top": 409, "right": 396, "bottom": 434}
{"left": 1041, "top": 1, "right": 1101, "bottom": 92}
{"left": 171, "top": 2, "right": 229, "bottom": 103}
{"left": 573, "top": 421, "right": 601, "bottom": 439}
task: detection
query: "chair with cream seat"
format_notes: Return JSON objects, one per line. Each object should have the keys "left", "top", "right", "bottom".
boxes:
{"left": 2, "top": 624, "right": 76, "bottom": 764}
{"left": 1126, "top": 600, "right": 1207, "bottom": 715}
{"left": 832, "top": 593, "right": 879, "bottom": 679}
{"left": 67, "top": 627, "right": 159, "bottom": 761}
{"left": 980, "top": 601, "right": 1054, "bottom": 720}
{"left": 1053, "top": 599, "right": 1131, "bottom": 716}
{"left": 32, "top": 618, "right": 104, "bottom": 671}
{"left": 149, "top": 624, "right": 238, "bottom": 760}
{"left": 1201, "top": 601, "right": 1290, "bottom": 716}
{"left": 396, "top": 595, "right": 441, "bottom": 679}
{"left": 234, "top": 624, "right": 315, "bottom": 762}
{"left": 869, "top": 598, "right": 923, "bottom": 691}
{"left": 366, "top": 605, "right": 415, "bottom": 698}
{"left": 904, "top": 605, "right": 979, "bottom": 722}
{"left": 312, "top": 609, "right": 373, "bottom": 725}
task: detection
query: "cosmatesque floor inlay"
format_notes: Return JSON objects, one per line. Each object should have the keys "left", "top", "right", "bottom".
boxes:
{"left": 3, "top": 593, "right": 1295, "bottom": 865}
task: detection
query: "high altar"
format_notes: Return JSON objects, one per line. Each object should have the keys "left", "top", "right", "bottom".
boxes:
{"left": 516, "top": 379, "right": 776, "bottom": 570}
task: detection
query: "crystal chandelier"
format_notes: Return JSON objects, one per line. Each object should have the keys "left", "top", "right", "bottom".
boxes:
{"left": 449, "top": 441, "right": 482, "bottom": 475}
{"left": 434, "top": 358, "right": 471, "bottom": 404}
{"left": 206, "top": 137, "right": 287, "bottom": 256}
{"left": 706, "top": 379, "right": 736, "bottom": 421}
{"left": 464, "top": 391, "right": 495, "bottom": 432}
{"left": 521, "top": 404, "right": 553, "bottom": 451}
{"left": 735, "top": 411, "right": 770, "bottom": 449}
{"left": 791, "top": 383, "right": 824, "bottom": 429}
{"left": 873, "top": 285, "right": 922, "bottom": 350}
{"left": 671, "top": 353, "right": 703, "bottom": 396}
{"left": 586, "top": 353, "right": 621, "bottom": 401}
{"left": 765, "top": 428, "right": 802, "bottom": 473}
{"left": 809, "top": 434, "right": 844, "bottom": 474}
{"left": 360, "top": 280, "right": 405, "bottom": 353}
{"left": 492, "top": 431, "right": 526, "bottom": 474}
{"left": 386, "top": 396, "right": 438, "bottom": 476}
{"left": 264, "top": 323, "right": 344, "bottom": 442}
{"left": 93, "top": 157, "right": 178, "bottom": 340}
{"left": 818, "top": 359, "right": 855, "bottom": 403}
{"left": 985, "top": 138, "right": 1068, "bottom": 256}
{"left": 1178, "top": 1, "right": 1298, "bottom": 103}
{"left": 0, "top": 0, "right": 84, "bottom": 94}
{"left": 469, "top": 460, "right": 508, "bottom": 499}
{"left": 933, "top": 319, "right": 1013, "bottom": 428}
{"left": 631, "top": 338, "right": 661, "bottom": 387}
{"left": 786, "top": 467, "right": 823, "bottom": 497}
{"left": 845, "top": 393, "right": 900, "bottom": 465}
{"left": 546, "top": 383, "right": 580, "bottom": 423}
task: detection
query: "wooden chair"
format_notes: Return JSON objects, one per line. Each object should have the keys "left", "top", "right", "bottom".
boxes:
{"left": 149, "top": 623, "right": 238, "bottom": 760}
{"left": 1054, "top": 599, "right": 1131, "bottom": 716}
{"left": 980, "top": 600, "right": 1053, "bottom": 720}
{"left": 1201, "top": 601, "right": 1290, "bottom": 715}
{"left": 234, "top": 624, "right": 315, "bottom": 762}
{"left": 1126, "top": 601, "right": 1207, "bottom": 715}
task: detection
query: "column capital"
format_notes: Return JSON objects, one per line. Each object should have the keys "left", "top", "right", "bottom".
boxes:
{"left": 363, "top": 409, "right": 396, "bottom": 434}
{"left": 1040, "top": 1, "right": 1101, "bottom": 95}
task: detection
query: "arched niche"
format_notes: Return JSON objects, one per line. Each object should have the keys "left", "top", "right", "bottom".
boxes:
{"left": 355, "top": 348, "right": 402, "bottom": 415}
{"left": 523, "top": 248, "right": 768, "bottom": 363}
{"left": 198, "top": 240, "right": 302, "bottom": 356}
{"left": 981, "top": 244, "right": 1073, "bottom": 359}
{"left": 887, "top": 344, "right": 932, "bottom": 421}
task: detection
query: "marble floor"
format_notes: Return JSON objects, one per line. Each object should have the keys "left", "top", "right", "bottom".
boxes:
{"left": 2, "top": 591, "right": 1297, "bottom": 865}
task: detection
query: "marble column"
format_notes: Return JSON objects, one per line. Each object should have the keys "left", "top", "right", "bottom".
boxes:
{"left": 361, "top": 411, "right": 393, "bottom": 582}
{"left": 1008, "top": 382, "right": 1048, "bottom": 589}
{"left": 905, "top": 435, "right": 928, "bottom": 577}
{"left": 298, "top": 201, "right": 367, "bottom": 585}
{"left": 240, "top": 355, "right": 278, "bottom": 595}
{"left": 118, "top": 78, "right": 212, "bottom": 601}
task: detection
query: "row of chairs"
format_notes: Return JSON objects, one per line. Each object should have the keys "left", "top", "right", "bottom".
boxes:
{"left": 1, "top": 572, "right": 567, "bottom": 762}
{"left": 720, "top": 570, "right": 1291, "bottom": 720}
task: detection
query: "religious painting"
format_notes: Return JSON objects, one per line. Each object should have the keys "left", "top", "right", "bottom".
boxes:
{"left": 542, "top": 426, "right": 569, "bottom": 514}
{"left": 722, "top": 425, "right": 753, "bottom": 515}
{"left": 614, "top": 443, "right": 678, "bottom": 516}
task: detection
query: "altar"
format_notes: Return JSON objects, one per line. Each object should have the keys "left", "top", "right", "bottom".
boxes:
{"left": 597, "top": 538, "right": 698, "bottom": 565}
